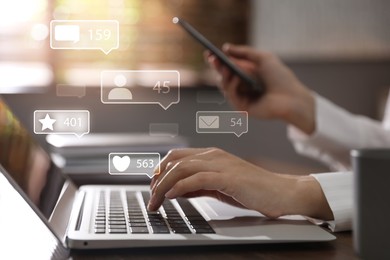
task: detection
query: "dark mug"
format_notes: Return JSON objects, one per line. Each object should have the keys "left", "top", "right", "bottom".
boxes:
{"left": 351, "top": 149, "right": 390, "bottom": 260}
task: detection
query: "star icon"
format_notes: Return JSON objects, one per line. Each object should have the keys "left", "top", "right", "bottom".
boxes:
{"left": 39, "top": 114, "right": 56, "bottom": 131}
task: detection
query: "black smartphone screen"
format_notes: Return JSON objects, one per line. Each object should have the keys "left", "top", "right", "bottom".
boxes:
{"left": 173, "top": 17, "right": 265, "bottom": 98}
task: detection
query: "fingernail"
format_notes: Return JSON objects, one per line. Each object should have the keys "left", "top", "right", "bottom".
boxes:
{"left": 153, "top": 166, "right": 160, "bottom": 175}
{"left": 147, "top": 196, "right": 155, "bottom": 211}
{"left": 222, "top": 43, "right": 230, "bottom": 51}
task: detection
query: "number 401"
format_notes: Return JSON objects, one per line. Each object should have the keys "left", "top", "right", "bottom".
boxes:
{"left": 64, "top": 117, "right": 81, "bottom": 127}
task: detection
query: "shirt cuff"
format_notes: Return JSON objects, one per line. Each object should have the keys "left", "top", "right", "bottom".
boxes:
{"left": 309, "top": 172, "right": 353, "bottom": 232}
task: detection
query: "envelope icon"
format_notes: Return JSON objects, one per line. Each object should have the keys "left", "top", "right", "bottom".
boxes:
{"left": 199, "top": 115, "right": 220, "bottom": 129}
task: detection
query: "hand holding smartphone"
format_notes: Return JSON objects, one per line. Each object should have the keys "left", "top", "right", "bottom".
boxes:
{"left": 173, "top": 17, "right": 265, "bottom": 99}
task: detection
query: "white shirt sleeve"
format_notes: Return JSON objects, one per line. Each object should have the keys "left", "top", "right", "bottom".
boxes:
{"left": 309, "top": 172, "right": 353, "bottom": 232}
{"left": 288, "top": 94, "right": 390, "bottom": 171}
{"left": 288, "top": 92, "right": 390, "bottom": 231}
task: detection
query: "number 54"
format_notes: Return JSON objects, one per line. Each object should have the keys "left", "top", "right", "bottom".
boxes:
{"left": 230, "top": 118, "right": 243, "bottom": 127}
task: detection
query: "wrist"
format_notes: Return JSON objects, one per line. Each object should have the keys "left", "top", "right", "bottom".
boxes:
{"left": 284, "top": 87, "right": 316, "bottom": 135}
{"left": 285, "top": 175, "right": 333, "bottom": 220}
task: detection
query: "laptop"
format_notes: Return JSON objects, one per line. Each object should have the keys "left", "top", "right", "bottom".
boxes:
{"left": 0, "top": 98, "right": 335, "bottom": 249}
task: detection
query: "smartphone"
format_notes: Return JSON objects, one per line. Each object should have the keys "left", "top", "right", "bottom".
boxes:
{"left": 173, "top": 17, "right": 265, "bottom": 98}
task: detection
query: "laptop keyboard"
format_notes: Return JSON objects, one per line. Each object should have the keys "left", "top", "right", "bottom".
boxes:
{"left": 93, "top": 190, "right": 214, "bottom": 235}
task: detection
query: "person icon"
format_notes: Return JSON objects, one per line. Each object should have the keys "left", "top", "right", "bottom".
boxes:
{"left": 108, "top": 74, "right": 133, "bottom": 100}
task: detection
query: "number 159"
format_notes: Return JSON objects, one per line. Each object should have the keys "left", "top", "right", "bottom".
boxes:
{"left": 88, "top": 29, "right": 111, "bottom": 41}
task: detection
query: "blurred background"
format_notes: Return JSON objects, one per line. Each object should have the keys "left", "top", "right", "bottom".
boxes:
{"left": 1, "top": 0, "right": 390, "bottom": 174}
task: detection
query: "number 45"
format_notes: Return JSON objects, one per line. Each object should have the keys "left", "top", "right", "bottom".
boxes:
{"left": 153, "top": 80, "right": 170, "bottom": 94}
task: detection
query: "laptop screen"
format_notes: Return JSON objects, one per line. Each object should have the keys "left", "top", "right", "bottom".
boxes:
{"left": 0, "top": 98, "right": 66, "bottom": 218}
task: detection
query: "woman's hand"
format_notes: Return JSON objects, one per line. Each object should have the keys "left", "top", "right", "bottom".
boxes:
{"left": 207, "top": 44, "right": 316, "bottom": 135}
{"left": 148, "top": 148, "right": 333, "bottom": 220}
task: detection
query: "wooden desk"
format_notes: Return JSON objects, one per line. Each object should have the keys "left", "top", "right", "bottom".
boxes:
{"left": 70, "top": 231, "right": 358, "bottom": 259}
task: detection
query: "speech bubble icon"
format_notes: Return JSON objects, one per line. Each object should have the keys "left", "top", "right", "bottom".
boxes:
{"left": 56, "top": 84, "right": 86, "bottom": 98}
{"left": 33, "top": 110, "right": 90, "bottom": 138}
{"left": 50, "top": 20, "right": 119, "bottom": 55}
{"left": 54, "top": 25, "right": 80, "bottom": 43}
{"left": 101, "top": 70, "right": 180, "bottom": 110}
{"left": 108, "top": 152, "right": 160, "bottom": 178}
{"left": 196, "top": 111, "right": 248, "bottom": 137}
{"left": 149, "top": 123, "right": 179, "bottom": 137}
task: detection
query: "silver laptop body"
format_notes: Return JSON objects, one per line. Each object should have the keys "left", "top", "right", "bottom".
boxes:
{"left": 0, "top": 99, "right": 335, "bottom": 249}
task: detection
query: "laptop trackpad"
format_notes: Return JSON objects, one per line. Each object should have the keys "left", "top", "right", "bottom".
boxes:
{"left": 191, "top": 197, "right": 314, "bottom": 239}
{"left": 191, "top": 197, "right": 264, "bottom": 220}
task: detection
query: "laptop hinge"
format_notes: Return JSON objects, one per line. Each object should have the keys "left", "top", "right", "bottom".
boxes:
{"left": 49, "top": 180, "right": 78, "bottom": 243}
{"left": 75, "top": 192, "right": 86, "bottom": 231}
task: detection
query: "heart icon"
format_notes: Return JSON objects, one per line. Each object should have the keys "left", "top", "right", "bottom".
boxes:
{"left": 112, "top": 155, "right": 130, "bottom": 172}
